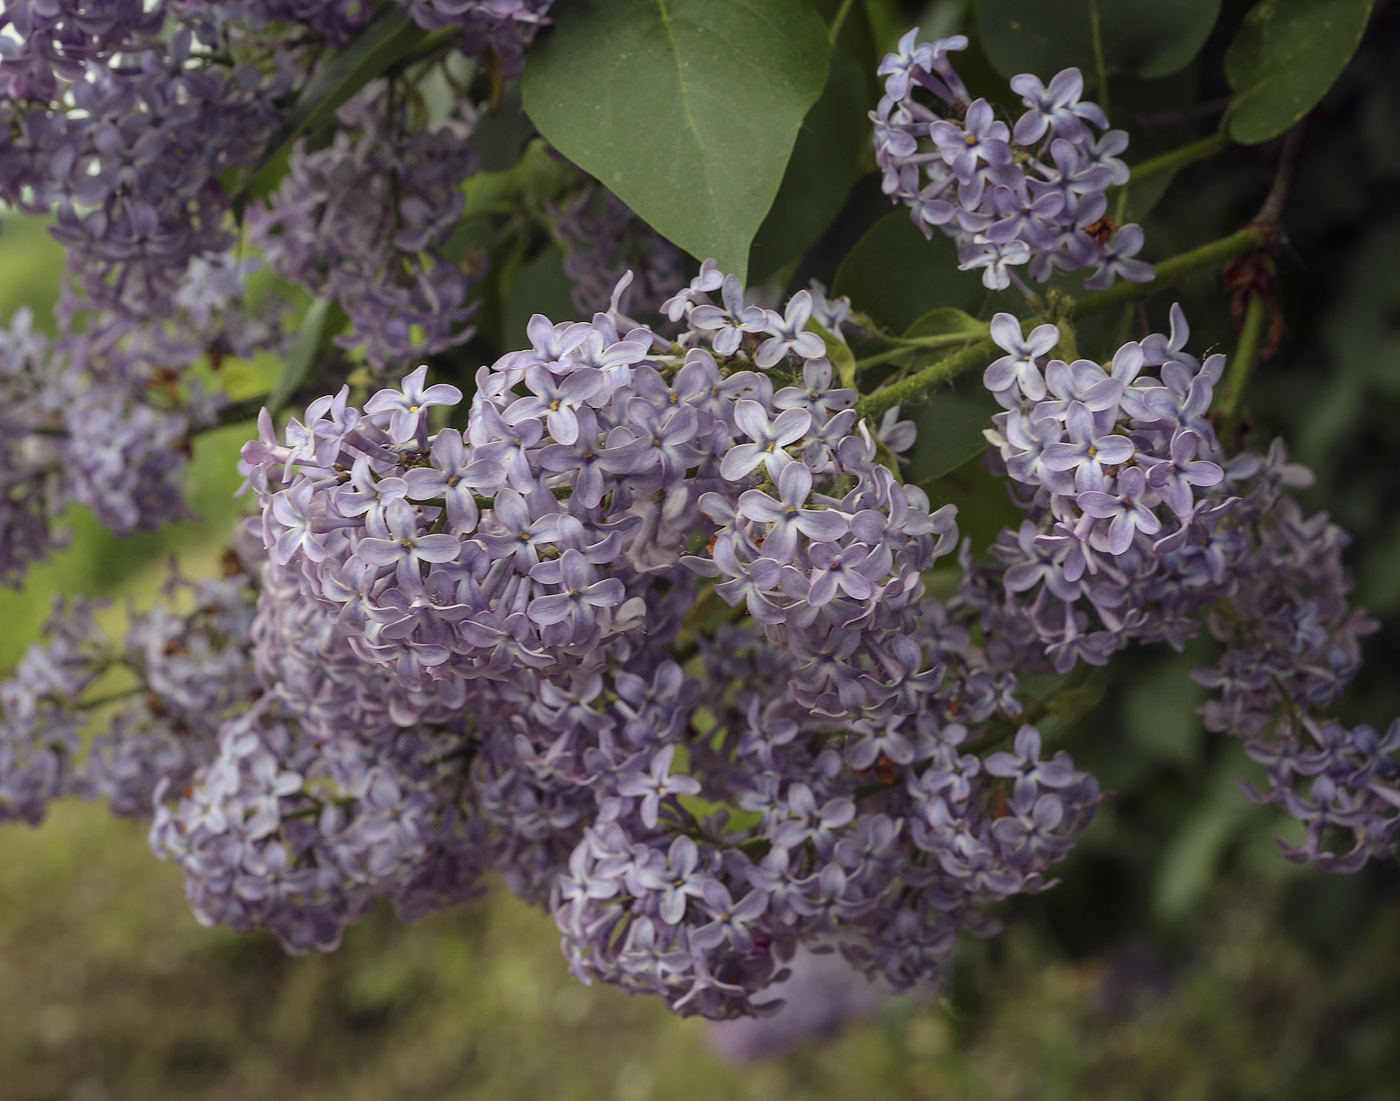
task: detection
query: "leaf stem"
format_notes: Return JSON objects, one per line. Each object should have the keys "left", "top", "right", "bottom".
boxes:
{"left": 1089, "top": 0, "right": 1110, "bottom": 115}
{"left": 853, "top": 332, "right": 983, "bottom": 373}
{"left": 855, "top": 338, "right": 997, "bottom": 420}
{"left": 827, "top": 0, "right": 858, "bottom": 46}
{"left": 1127, "top": 130, "right": 1230, "bottom": 186}
{"left": 1215, "top": 289, "right": 1268, "bottom": 433}
{"left": 856, "top": 225, "right": 1271, "bottom": 420}
{"left": 1066, "top": 225, "right": 1269, "bottom": 320}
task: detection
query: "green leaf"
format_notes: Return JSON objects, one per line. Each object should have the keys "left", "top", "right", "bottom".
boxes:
{"left": 1225, "top": 0, "right": 1372, "bottom": 144}
{"left": 806, "top": 318, "right": 858, "bottom": 388}
{"left": 1153, "top": 756, "right": 1259, "bottom": 925}
{"left": 900, "top": 392, "right": 1000, "bottom": 486}
{"left": 976, "top": 0, "right": 1221, "bottom": 81}
{"left": 473, "top": 81, "right": 537, "bottom": 173}
{"left": 903, "top": 307, "right": 986, "bottom": 339}
{"left": 522, "top": 0, "right": 829, "bottom": 283}
{"left": 748, "top": 49, "right": 869, "bottom": 281}
{"left": 833, "top": 212, "right": 1002, "bottom": 332}
{"left": 230, "top": 9, "right": 435, "bottom": 219}
{"left": 270, "top": 298, "right": 348, "bottom": 415}
{"left": 1123, "top": 645, "right": 1206, "bottom": 767}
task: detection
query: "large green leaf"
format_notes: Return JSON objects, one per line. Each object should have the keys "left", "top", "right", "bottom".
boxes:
{"left": 833, "top": 212, "right": 1004, "bottom": 332}
{"left": 522, "top": 0, "right": 829, "bottom": 282}
{"left": 748, "top": 49, "right": 869, "bottom": 282}
{"left": 230, "top": 9, "right": 435, "bottom": 219}
{"left": 269, "top": 297, "right": 348, "bottom": 415}
{"left": 1225, "top": 0, "right": 1372, "bottom": 144}
{"left": 976, "top": 0, "right": 1220, "bottom": 81}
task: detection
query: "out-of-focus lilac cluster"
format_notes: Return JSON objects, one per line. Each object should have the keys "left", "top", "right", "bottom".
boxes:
{"left": 398, "top": 0, "right": 553, "bottom": 76}
{"left": 982, "top": 306, "right": 1398, "bottom": 870}
{"left": 0, "top": 255, "right": 279, "bottom": 585}
{"left": 548, "top": 186, "right": 688, "bottom": 318}
{"left": 0, "top": 0, "right": 546, "bottom": 586}
{"left": 248, "top": 85, "right": 482, "bottom": 368}
{"left": 0, "top": 0, "right": 552, "bottom": 321}
{"left": 872, "top": 29, "right": 1151, "bottom": 292}
{"left": 0, "top": 568, "right": 258, "bottom": 825}
{"left": 0, "top": 0, "right": 296, "bottom": 317}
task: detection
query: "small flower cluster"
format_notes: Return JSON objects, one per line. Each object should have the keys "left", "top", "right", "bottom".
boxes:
{"left": 982, "top": 306, "right": 1398, "bottom": 870}
{"left": 0, "top": 3, "right": 292, "bottom": 317}
{"left": 1195, "top": 460, "right": 1396, "bottom": 871}
{"left": 0, "top": 0, "right": 551, "bottom": 324}
{"left": 872, "top": 30, "right": 1150, "bottom": 292}
{"left": 249, "top": 85, "right": 482, "bottom": 368}
{"left": 149, "top": 680, "right": 490, "bottom": 953}
{"left": 398, "top": 0, "right": 553, "bottom": 76}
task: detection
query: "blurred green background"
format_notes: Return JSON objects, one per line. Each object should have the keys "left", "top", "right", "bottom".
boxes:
{"left": 4, "top": 0, "right": 1400, "bottom": 1098}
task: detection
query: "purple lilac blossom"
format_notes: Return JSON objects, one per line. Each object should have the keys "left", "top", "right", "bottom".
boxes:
{"left": 0, "top": 255, "right": 282, "bottom": 586}
{"left": 981, "top": 304, "right": 1398, "bottom": 869}
{"left": 220, "top": 265, "right": 1106, "bottom": 1009}
{"left": 871, "top": 29, "right": 1152, "bottom": 292}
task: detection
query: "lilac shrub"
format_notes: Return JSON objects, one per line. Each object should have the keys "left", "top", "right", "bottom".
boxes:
{"left": 0, "top": 3, "right": 1393, "bottom": 1035}
{"left": 2, "top": 265, "right": 1395, "bottom": 1019}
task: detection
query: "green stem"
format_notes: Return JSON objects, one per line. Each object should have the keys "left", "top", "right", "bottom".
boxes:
{"left": 1066, "top": 225, "right": 1269, "bottom": 321}
{"left": 77, "top": 685, "right": 145, "bottom": 710}
{"left": 1215, "top": 289, "right": 1268, "bottom": 434}
{"left": 896, "top": 330, "right": 987, "bottom": 349}
{"left": 855, "top": 225, "right": 1270, "bottom": 421}
{"left": 1090, "top": 0, "right": 1110, "bottom": 115}
{"left": 853, "top": 332, "right": 983, "bottom": 373}
{"left": 855, "top": 338, "right": 997, "bottom": 421}
{"left": 827, "top": 0, "right": 858, "bottom": 45}
{"left": 1127, "top": 130, "right": 1230, "bottom": 186}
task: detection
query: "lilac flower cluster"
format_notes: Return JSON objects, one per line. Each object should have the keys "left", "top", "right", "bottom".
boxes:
{"left": 201, "top": 266, "right": 1104, "bottom": 1011}
{"left": 872, "top": 30, "right": 1150, "bottom": 292}
{"left": 0, "top": 568, "right": 258, "bottom": 825}
{"left": 0, "top": 0, "right": 548, "bottom": 323}
{"left": 982, "top": 306, "right": 1398, "bottom": 870}
{"left": 548, "top": 185, "right": 688, "bottom": 318}
{"left": 248, "top": 85, "right": 483, "bottom": 368}
{"left": 149, "top": 680, "right": 490, "bottom": 952}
